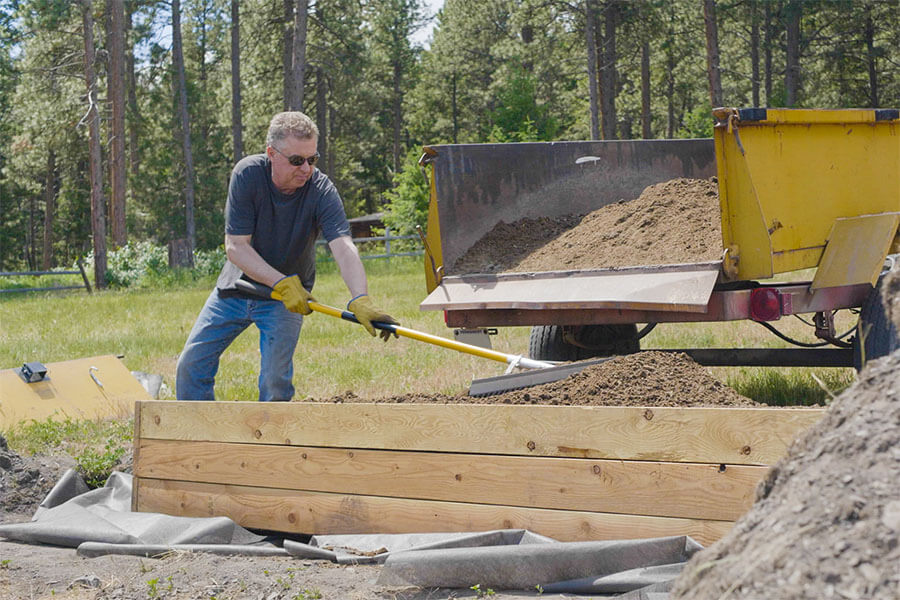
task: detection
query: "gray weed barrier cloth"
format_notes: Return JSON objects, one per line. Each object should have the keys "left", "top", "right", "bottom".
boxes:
{"left": 0, "top": 470, "right": 703, "bottom": 597}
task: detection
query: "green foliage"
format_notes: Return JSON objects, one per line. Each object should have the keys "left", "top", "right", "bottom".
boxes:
{"left": 488, "top": 67, "right": 557, "bottom": 142}
{"left": 676, "top": 106, "right": 714, "bottom": 139}
{"left": 4, "top": 417, "right": 130, "bottom": 489}
{"left": 76, "top": 440, "right": 127, "bottom": 488}
{"left": 470, "top": 583, "right": 496, "bottom": 597}
{"left": 91, "top": 242, "right": 226, "bottom": 289}
{"left": 382, "top": 148, "right": 429, "bottom": 238}
{"left": 2, "top": 0, "right": 897, "bottom": 270}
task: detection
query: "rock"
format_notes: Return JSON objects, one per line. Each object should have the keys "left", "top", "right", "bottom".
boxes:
{"left": 69, "top": 575, "right": 102, "bottom": 589}
{"left": 881, "top": 500, "right": 900, "bottom": 531}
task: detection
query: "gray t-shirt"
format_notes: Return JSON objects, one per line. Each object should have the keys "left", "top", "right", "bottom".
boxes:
{"left": 216, "top": 154, "right": 350, "bottom": 294}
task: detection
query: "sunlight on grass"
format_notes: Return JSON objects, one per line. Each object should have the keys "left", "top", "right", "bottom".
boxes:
{"left": 0, "top": 256, "right": 859, "bottom": 405}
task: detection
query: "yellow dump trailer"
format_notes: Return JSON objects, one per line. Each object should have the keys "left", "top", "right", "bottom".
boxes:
{"left": 419, "top": 108, "right": 899, "bottom": 372}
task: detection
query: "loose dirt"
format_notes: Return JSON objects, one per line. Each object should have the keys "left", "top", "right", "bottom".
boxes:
{"left": 671, "top": 350, "right": 900, "bottom": 600}
{"left": 670, "top": 265, "right": 900, "bottom": 600}
{"left": 452, "top": 178, "right": 722, "bottom": 274}
{"left": 326, "top": 351, "right": 761, "bottom": 407}
{"left": 0, "top": 434, "right": 75, "bottom": 518}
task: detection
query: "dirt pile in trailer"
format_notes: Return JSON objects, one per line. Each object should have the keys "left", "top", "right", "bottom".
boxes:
{"left": 452, "top": 177, "right": 722, "bottom": 274}
{"left": 322, "top": 351, "right": 762, "bottom": 407}
{"left": 671, "top": 349, "right": 900, "bottom": 599}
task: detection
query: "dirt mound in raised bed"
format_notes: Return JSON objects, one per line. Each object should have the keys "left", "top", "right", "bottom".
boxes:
{"left": 320, "top": 351, "right": 760, "bottom": 407}
{"left": 451, "top": 178, "right": 722, "bottom": 274}
{"left": 671, "top": 350, "right": 900, "bottom": 599}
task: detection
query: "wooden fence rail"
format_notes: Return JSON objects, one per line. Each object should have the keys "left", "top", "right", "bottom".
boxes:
{"left": 317, "top": 226, "right": 423, "bottom": 260}
{"left": 0, "top": 258, "right": 92, "bottom": 294}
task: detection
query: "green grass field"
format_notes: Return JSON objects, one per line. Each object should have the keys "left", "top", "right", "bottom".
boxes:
{"left": 1, "top": 256, "right": 856, "bottom": 406}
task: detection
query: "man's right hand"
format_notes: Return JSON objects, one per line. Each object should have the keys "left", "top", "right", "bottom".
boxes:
{"left": 273, "top": 275, "right": 314, "bottom": 315}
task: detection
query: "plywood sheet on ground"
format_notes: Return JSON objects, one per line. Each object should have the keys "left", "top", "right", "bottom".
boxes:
{"left": 1, "top": 356, "right": 148, "bottom": 427}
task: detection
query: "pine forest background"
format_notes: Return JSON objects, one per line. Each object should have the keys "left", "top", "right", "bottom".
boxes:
{"left": 0, "top": 0, "right": 898, "bottom": 286}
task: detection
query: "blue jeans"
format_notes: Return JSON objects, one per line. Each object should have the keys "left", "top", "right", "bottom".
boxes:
{"left": 175, "top": 289, "right": 303, "bottom": 401}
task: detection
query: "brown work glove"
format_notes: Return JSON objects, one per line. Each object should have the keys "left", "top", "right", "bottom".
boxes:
{"left": 273, "top": 275, "right": 315, "bottom": 315}
{"left": 348, "top": 294, "right": 399, "bottom": 341}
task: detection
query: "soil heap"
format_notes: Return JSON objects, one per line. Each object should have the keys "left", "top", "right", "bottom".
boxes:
{"left": 672, "top": 360, "right": 899, "bottom": 598}
{"left": 452, "top": 178, "right": 722, "bottom": 274}
{"left": 319, "top": 351, "right": 760, "bottom": 408}
{"left": 671, "top": 264, "right": 900, "bottom": 599}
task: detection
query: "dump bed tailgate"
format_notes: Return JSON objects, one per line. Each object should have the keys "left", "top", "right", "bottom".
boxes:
{"left": 421, "top": 261, "right": 722, "bottom": 313}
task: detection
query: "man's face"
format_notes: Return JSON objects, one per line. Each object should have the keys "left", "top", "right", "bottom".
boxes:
{"left": 267, "top": 136, "right": 318, "bottom": 193}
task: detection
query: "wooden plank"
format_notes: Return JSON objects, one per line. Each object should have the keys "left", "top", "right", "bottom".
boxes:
{"left": 133, "top": 478, "right": 735, "bottom": 547}
{"left": 137, "top": 401, "right": 824, "bottom": 465}
{"left": 136, "top": 440, "right": 767, "bottom": 521}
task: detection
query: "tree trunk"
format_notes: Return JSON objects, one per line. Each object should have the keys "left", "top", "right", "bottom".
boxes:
{"left": 750, "top": 0, "right": 760, "bottom": 107}
{"left": 28, "top": 195, "right": 36, "bottom": 271}
{"left": 231, "top": 0, "right": 243, "bottom": 161}
{"left": 599, "top": 0, "right": 617, "bottom": 140}
{"left": 288, "top": 0, "right": 308, "bottom": 111}
{"left": 125, "top": 0, "right": 140, "bottom": 185}
{"left": 316, "top": 67, "right": 327, "bottom": 171}
{"left": 641, "top": 39, "right": 651, "bottom": 138}
{"left": 666, "top": 10, "right": 675, "bottom": 138}
{"left": 451, "top": 71, "right": 459, "bottom": 143}
{"left": 585, "top": 0, "right": 600, "bottom": 140}
{"left": 283, "top": 0, "right": 292, "bottom": 110}
{"left": 785, "top": 0, "right": 801, "bottom": 106}
{"left": 42, "top": 150, "right": 57, "bottom": 270}
{"left": 703, "top": 0, "right": 723, "bottom": 107}
{"left": 172, "top": 0, "right": 196, "bottom": 262}
{"left": 864, "top": 2, "right": 878, "bottom": 107}
{"left": 392, "top": 59, "right": 402, "bottom": 172}
{"left": 764, "top": 1, "right": 775, "bottom": 106}
{"left": 106, "top": 0, "right": 127, "bottom": 248}
{"left": 81, "top": 0, "right": 107, "bottom": 289}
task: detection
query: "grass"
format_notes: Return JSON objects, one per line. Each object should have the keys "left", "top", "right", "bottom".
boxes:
{"left": 1, "top": 256, "right": 856, "bottom": 413}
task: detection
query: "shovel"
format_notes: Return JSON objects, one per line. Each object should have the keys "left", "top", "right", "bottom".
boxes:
{"left": 234, "top": 279, "right": 553, "bottom": 372}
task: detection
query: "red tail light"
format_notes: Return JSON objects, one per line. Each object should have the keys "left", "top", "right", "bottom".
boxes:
{"left": 750, "top": 288, "right": 782, "bottom": 321}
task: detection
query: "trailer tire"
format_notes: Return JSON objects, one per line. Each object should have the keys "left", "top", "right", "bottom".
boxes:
{"left": 529, "top": 324, "right": 640, "bottom": 362}
{"left": 853, "top": 259, "right": 900, "bottom": 371}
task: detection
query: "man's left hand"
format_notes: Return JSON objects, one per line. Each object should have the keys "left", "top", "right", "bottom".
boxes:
{"left": 348, "top": 295, "right": 399, "bottom": 341}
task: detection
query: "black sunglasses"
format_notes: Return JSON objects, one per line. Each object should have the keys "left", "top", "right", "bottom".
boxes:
{"left": 272, "top": 146, "right": 320, "bottom": 167}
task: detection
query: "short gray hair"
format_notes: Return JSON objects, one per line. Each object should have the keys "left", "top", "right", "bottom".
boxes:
{"left": 266, "top": 111, "right": 319, "bottom": 147}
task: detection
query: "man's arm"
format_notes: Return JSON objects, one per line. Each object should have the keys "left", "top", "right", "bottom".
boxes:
{"left": 328, "top": 235, "right": 399, "bottom": 339}
{"left": 225, "top": 234, "right": 284, "bottom": 287}
{"left": 328, "top": 235, "right": 367, "bottom": 297}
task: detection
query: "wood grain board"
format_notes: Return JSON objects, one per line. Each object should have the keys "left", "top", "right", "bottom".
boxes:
{"left": 133, "top": 400, "right": 825, "bottom": 544}
{"left": 136, "top": 401, "right": 825, "bottom": 465}
{"left": 135, "top": 439, "right": 767, "bottom": 521}
{"left": 133, "top": 478, "right": 735, "bottom": 547}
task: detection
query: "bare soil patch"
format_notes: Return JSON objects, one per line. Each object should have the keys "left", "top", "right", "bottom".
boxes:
{"left": 452, "top": 178, "right": 722, "bottom": 274}
{"left": 670, "top": 350, "right": 900, "bottom": 600}
{"left": 0, "top": 434, "right": 75, "bottom": 518}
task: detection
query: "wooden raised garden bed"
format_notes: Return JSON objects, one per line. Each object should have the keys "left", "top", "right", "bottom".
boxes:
{"left": 132, "top": 400, "right": 824, "bottom": 547}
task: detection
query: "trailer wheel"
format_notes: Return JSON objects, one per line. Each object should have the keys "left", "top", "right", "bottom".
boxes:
{"left": 853, "top": 259, "right": 900, "bottom": 370}
{"left": 529, "top": 324, "right": 640, "bottom": 361}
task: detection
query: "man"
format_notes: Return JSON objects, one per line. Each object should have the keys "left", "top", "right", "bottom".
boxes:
{"left": 176, "top": 111, "right": 398, "bottom": 401}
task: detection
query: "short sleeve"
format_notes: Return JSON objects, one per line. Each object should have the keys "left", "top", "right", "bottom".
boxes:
{"left": 315, "top": 176, "right": 351, "bottom": 242}
{"left": 225, "top": 162, "right": 257, "bottom": 235}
